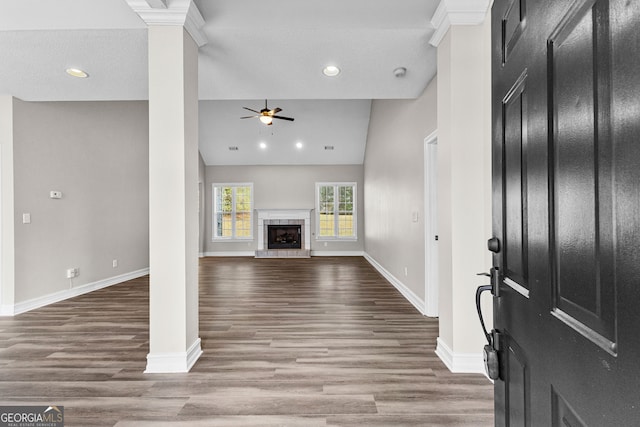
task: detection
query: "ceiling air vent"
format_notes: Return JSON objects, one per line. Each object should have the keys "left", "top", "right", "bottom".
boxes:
{"left": 324, "top": 145, "right": 335, "bottom": 150}
{"left": 228, "top": 146, "right": 239, "bottom": 151}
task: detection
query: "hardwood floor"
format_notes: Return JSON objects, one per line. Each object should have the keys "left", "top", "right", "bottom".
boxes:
{"left": 0, "top": 256, "right": 493, "bottom": 426}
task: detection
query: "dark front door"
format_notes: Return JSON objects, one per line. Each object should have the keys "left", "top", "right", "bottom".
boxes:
{"left": 491, "top": 0, "right": 640, "bottom": 425}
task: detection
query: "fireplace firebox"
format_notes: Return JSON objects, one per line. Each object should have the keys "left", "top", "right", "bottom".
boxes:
{"left": 267, "top": 225, "right": 302, "bottom": 249}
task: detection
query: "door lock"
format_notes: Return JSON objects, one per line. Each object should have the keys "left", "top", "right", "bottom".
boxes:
{"left": 487, "top": 237, "right": 500, "bottom": 253}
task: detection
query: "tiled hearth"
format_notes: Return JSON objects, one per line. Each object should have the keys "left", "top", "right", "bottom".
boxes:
{"left": 255, "top": 209, "right": 312, "bottom": 258}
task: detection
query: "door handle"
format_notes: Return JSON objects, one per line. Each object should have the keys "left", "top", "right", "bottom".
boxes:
{"left": 476, "top": 284, "right": 493, "bottom": 345}
{"left": 476, "top": 279, "right": 500, "bottom": 380}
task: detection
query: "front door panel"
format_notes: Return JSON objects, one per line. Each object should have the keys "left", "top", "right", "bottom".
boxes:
{"left": 548, "top": 0, "right": 617, "bottom": 353}
{"left": 491, "top": 0, "right": 640, "bottom": 425}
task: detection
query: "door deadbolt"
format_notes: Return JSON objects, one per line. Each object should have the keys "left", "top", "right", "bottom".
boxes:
{"left": 487, "top": 237, "right": 500, "bottom": 253}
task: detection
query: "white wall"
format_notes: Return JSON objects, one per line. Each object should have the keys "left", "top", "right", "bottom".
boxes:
{"left": 363, "top": 78, "right": 438, "bottom": 307}
{"left": 435, "top": 16, "right": 493, "bottom": 371}
{"left": 0, "top": 96, "right": 16, "bottom": 313}
{"left": 11, "top": 100, "right": 149, "bottom": 306}
{"left": 204, "top": 164, "right": 364, "bottom": 255}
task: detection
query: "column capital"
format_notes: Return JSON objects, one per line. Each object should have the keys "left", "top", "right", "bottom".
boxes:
{"left": 126, "top": 0, "right": 207, "bottom": 47}
{"left": 429, "top": 0, "right": 492, "bottom": 47}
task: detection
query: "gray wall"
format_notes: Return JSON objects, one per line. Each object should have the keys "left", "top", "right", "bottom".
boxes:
{"left": 363, "top": 78, "right": 437, "bottom": 302}
{"left": 12, "top": 100, "right": 149, "bottom": 303}
{"left": 204, "top": 164, "right": 364, "bottom": 254}
{"left": 198, "top": 152, "right": 206, "bottom": 255}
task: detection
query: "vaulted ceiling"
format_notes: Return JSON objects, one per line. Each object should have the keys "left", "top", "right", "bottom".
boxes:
{"left": 0, "top": 0, "right": 442, "bottom": 165}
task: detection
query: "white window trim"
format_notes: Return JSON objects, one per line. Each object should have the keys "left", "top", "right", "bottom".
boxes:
{"left": 212, "top": 182, "right": 254, "bottom": 241}
{"left": 315, "top": 182, "right": 357, "bottom": 241}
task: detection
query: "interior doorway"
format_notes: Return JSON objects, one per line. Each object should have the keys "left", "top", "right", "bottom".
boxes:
{"left": 424, "top": 132, "right": 438, "bottom": 317}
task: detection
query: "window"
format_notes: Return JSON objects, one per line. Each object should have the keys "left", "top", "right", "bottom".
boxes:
{"left": 316, "top": 182, "right": 356, "bottom": 239}
{"left": 212, "top": 183, "right": 253, "bottom": 240}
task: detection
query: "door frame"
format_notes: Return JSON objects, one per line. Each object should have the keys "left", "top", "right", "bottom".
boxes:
{"left": 424, "top": 131, "right": 438, "bottom": 317}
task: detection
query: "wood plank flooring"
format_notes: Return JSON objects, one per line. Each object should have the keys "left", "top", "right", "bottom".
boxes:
{"left": 0, "top": 256, "right": 493, "bottom": 426}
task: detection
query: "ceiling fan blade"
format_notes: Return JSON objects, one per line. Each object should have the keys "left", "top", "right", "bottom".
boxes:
{"left": 270, "top": 107, "right": 282, "bottom": 115}
{"left": 240, "top": 115, "right": 257, "bottom": 119}
{"left": 243, "top": 107, "right": 260, "bottom": 114}
{"left": 272, "top": 115, "right": 294, "bottom": 121}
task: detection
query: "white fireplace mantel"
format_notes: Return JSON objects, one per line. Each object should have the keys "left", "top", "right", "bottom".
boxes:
{"left": 256, "top": 209, "right": 313, "bottom": 251}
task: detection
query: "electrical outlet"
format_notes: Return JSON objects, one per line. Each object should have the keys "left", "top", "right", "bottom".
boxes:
{"left": 112, "top": 259, "right": 118, "bottom": 268}
{"left": 404, "top": 267, "right": 408, "bottom": 276}
{"left": 66, "top": 268, "right": 79, "bottom": 279}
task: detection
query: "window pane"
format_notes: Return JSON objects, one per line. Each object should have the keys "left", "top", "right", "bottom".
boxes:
{"left": 338, "top": 212, "right": 354, "bottom": 237}
{"left": 221, "top": 187, "right": 232, "bottom": 212}
{"left": 235, "top": 212, "right": 252, "bottom": 237}
{"left": 338, "top": 186, "right": 354, "bottom": 213}
{"left": 236, "top": 186, "right": 251, "bottom": 212}
{"left": 220, "top": 213, "right": 232, "bottom": 237}
{"left": 319, "top": 213, "right": 335, "bottom": 236}
{"left": 319, "top": 186, "right": 334, "bottom": 216}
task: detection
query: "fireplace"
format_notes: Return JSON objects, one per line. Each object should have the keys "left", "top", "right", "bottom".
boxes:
{"left": 268, "top": 225, "right": 302, "bottom": 249}
{"left": 255, "top": 209, "right": 312, "bottom": 258}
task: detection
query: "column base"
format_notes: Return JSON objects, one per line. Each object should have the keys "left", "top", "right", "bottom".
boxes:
{"left": 144, "top": 337, "right": 203, "bottom": 373}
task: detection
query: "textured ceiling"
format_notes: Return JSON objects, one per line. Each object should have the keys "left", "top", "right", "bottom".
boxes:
{"left": 0, "top": 0, "right": 441, "bottom": 165}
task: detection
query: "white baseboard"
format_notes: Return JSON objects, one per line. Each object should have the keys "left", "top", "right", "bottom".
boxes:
{"left": 203, "top": 251, "right": 366, "bottom": 257}
{"left": 6, "top": 268, "right": 149, "bottom": 316}
{"left": 310, "top": 250, "right": 365, "bottom": 257}
{"left": 0, "top": 304, "right": 15, "bottom": 316}
{"left": 435, "top": 337, "right": 486, "bottom": 374}
{"left": 363, "top": 253, "right": 426, "bottom": 316}
{"left": 145, "top": 337, "right": 203, "bottom": 373}
{"left": 203, "top": 251, "right": 254, "bottom": 257}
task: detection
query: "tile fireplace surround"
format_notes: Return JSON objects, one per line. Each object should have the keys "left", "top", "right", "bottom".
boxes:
{"left": 255, "top": 209, "right": 312, "bottom": 258}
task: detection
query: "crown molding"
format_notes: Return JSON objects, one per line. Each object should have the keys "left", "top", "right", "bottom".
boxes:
{"left": 429, "top": 0, "right": 492, "bottom": 47}
{"left": 126, "top": 0, "right": 207, "bottom": 47}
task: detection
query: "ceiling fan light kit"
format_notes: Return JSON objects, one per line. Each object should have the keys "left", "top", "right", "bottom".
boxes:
{"left": 241, "top": 100, "right": 295, "bottom": 126}
{"left": 259, "top": 115, "right": 273, "bottom": 125}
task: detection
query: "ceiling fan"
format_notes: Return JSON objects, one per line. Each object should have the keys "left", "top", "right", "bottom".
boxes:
{"left": 240, "top": 100, "right": 294, "bottom": 126}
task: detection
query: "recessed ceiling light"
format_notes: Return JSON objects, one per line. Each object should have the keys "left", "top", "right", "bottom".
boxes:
{"left": 296, "top": 142, "right": 303, "bottom": 149}
{"left": 259, "top": 142, "right": 267, "bottom": 149}
{"left": 323, "top": 65, "right": 340, "bottom": 77}
{"left": 393, "top": 67, "right": 407, "bottom": 78}
{"left": 65, "top": 68, "right": 88, "bottom": 78}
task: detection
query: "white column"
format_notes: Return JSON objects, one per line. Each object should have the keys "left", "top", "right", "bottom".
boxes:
{"left": 145, "top": 24, "right": 201, "bottom": 373}
{"left": 430, "top": 0, "right": 493, "bottom": 373}
{"left": 0, "top": 96, "right": 15, "bottom": 316}
{"left": 126, "top": 0, "right": 207, "bottom": 372}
